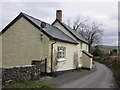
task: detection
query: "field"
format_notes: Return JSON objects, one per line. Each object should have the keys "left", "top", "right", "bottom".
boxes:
{"left": 91, "top": 45, "right": 118, "bottom": 54}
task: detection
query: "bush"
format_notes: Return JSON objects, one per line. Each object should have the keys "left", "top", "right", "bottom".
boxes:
{"left": 92, "top": 46, "right": 104, "bottom": 58}
{"left": 96, "top": 56, "right": 120, "bottom": 87}
{"left": 110, "top": 60, "right": 120, "bottom": 87}
{"left": 109, "top": 49, "right": 118, "bottom": 56}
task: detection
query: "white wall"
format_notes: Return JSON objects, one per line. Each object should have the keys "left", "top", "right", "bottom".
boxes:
{"left": 49, "top": 40, "right": 78, "bottom": 71}
{"left": 82, "top": 52, "right": 92, "bottom": 69}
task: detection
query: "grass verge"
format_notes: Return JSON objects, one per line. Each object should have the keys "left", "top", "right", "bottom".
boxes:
{"left": 2, "top": 80, "right": 56, "bottom": 88}
{"left": 94, "top": 56, "right": 120, "bottom": 87}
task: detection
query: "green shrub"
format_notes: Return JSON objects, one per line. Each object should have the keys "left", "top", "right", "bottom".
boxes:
{"left": 111, "top": 60, "right": 120, "bottom": 87}
{"left": 97, "top": 56, "right": 120, "bottom": 87}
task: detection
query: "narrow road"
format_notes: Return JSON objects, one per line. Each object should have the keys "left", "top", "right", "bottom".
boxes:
{"left": 59, "top": 62, "right": 116, "bottom": 88}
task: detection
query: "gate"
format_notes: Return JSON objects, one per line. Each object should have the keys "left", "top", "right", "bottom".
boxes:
{"left": 32, "top": 58, "right": 47, "bottom": 74}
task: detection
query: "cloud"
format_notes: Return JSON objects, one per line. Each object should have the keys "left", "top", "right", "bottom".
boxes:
{"left": 1, "top": 2, "right": 61, "bottom": 29}
{"left": 1, "top": 2, "right": 118, "bottom": 46}
{"left": 102, "top": 36, "right": 118, "bottom": 46}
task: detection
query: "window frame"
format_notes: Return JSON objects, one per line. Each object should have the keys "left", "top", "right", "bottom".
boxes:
{"left": 57, "top": 46, "right": 66, "bottom": 60}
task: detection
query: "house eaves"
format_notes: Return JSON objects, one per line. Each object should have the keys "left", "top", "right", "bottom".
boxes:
{"left": 82, "top": 50, "right": 93, "bottom": 58}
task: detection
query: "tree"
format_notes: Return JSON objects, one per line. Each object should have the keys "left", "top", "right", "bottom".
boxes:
{"left": 92, "top": 45, "right": 103, "bottom": 57}
{"left": 110, "top": 49, "right": 118, "bottom": 56}
{"left": 64, "top": 16, "right": 103, "bottom": 52}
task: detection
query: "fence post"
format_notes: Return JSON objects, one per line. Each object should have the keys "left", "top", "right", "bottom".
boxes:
{"left": 45, "top": 58, "right": 47, "bottom": 74}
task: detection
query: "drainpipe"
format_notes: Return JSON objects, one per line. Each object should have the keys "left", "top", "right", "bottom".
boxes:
{"left": 51, "top": 40, "right": 57, "bottom": 75}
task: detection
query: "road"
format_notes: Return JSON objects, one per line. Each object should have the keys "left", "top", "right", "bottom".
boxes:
{"left": 59, "top": 62, "right": 117, "bottom": 88}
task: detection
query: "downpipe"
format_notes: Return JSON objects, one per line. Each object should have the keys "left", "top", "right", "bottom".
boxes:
{"left": 51, "top": 40, "right": 57, "bottom": 75}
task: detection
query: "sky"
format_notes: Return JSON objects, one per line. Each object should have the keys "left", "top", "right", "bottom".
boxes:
{"left": 1, "top": 0, "right": 119, "bottom": 46}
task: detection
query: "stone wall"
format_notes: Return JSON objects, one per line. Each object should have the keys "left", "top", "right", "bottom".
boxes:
{"left": 2, "top": 65, "right": 40, "bottom": 84}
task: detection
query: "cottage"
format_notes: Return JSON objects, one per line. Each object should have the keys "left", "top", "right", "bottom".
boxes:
{"left": 1, "top": 10, "right": 93, "bottom": 73}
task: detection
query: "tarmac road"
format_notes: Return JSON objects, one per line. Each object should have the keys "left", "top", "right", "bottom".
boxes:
{"left": 59, "top": 62, "right": 117, "bottom": 88}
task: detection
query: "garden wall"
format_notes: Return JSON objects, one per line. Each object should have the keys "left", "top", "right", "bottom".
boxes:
{"left": 2, "top": 65, "right": 41, "bottom": 84}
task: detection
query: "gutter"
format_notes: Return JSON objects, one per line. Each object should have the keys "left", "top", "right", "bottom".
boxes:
{"left": 51, "top": 40, "right": 57, "bottom": 75}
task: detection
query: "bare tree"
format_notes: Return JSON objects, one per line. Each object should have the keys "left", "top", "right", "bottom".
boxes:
{"left": 64, "top": 16, "right": 103, "bottom": 52}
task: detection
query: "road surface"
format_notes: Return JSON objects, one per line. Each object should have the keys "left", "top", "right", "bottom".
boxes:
{"left": 59, "top": 62, "right": 116, "bottom": 88}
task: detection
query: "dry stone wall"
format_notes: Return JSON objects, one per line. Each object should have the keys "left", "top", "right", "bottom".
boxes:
{"left": 2, "top": 65, "right": 41, "bottom": 84}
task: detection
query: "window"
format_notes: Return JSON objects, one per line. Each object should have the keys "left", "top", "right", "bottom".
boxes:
{"left": 57, "top": 46, "right": 66, "bottom": 59}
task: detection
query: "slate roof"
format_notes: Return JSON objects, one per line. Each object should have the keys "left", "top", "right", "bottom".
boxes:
{"left": 2, "top": 12, "right": 78, "bottom": 44}
{"left": 52, "top": 19, "right": 89, "bottom": 44}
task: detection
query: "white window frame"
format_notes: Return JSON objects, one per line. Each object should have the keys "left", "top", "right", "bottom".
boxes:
{"left": 57, "top": 46, "right": 66, "bottom": 61}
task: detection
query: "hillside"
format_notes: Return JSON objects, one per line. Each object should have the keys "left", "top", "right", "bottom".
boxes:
{"left": 91, "top": 45, "right": 118, "bottom": 53}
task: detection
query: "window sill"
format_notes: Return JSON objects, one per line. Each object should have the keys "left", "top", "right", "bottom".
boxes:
{"left": 57, "top": 58, "right": 66, "bottom": 62}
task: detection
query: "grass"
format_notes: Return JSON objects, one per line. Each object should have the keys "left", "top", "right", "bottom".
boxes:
{"left": 2, "top": 80, "right": 56, "bottom": 88}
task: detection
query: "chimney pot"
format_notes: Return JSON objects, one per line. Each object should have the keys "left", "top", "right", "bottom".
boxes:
{"left": 56, "top": 10, "right": 62, "bottom": 21}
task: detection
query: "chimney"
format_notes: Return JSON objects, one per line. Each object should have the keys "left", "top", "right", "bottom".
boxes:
{"left": 56, "top": 10, "right": 62, "bottom": 21}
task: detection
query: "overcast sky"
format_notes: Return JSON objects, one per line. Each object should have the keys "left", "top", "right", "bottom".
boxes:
{"left": 1, "top": 0, "right": 118, "bottom": 46}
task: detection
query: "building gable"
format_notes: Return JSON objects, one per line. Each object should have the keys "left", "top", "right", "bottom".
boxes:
{"left": 1, "top": 12, "right": 78, "bottom": 45}
{"left": 1, "top": 13, "right": 51, "bottom": 39}
{"left": 52, "top": 20, "right": 77, "bottom": 41}
{"left": 52, "top": 19, "right": 89, "bottom": 52}
{"left": 52, "top": 19, "right": 89, "bottom": 45}
{"left": 2, "top": 16, "right": 50, "bottom": 66}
